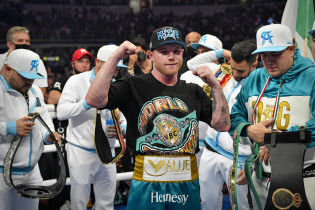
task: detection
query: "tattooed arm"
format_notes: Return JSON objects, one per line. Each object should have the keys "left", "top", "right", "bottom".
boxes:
{"left": 194, "top": 65, "right": 230, "bottom": 131}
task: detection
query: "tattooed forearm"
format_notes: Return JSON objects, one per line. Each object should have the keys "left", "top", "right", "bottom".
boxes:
{"left": 211, "top": 86, "right": 225, "bottom": 112}
{"left": 212, "top": 93, "right": 217, "bottom": 112}
{"left": 210, "top": 86, "right": 231, "bottom": 131}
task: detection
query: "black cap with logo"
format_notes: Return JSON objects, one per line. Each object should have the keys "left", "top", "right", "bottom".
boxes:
{"left": 149, "top": 26, "right": 187, "bottom": 50}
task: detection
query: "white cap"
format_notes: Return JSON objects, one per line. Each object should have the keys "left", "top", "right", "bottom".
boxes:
{"left": 97, "top": 45, "right": 128, "bottom": 68}
{"left": 190, "top": 34, "right": 223, "bottom": 51}
{"left": 6, "top": 49, "right": 45, "bottom": 79}
{"left": 252, "top": 24, "right": 293, "bottom": 54}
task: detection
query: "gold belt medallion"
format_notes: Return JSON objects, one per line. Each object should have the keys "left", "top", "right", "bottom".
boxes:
{"left": 272, "top": 188, "right": 302, "bottom": 209}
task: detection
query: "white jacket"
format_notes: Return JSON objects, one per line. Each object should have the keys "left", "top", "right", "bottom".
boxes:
{"left": 57, "top": 69, "right": 127, "bottom": 151}
{"left": 0, "top": 75, "right": 54, "bottom": 172}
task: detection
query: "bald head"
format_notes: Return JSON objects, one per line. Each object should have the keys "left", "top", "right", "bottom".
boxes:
{"left": 185, "top": 32, "right": 201, "bottom": 46}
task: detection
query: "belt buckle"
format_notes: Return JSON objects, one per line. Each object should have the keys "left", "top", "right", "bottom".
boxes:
{"left": 272, "top": 188, "right": 302, "bottom": 209}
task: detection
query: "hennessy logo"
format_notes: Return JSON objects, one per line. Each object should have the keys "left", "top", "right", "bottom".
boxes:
{"left": 151, "top": 192, "right": 189, "bottom": 205}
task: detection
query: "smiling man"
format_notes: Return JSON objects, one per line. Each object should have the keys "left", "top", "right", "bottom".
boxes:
{"left": 230, "top": 24, "right": 315, "bottom": 209}
{"left": 85, "top": 26, "right": 230, "bottom": 210}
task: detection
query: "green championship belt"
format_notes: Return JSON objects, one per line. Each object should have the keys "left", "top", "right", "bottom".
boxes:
{"left": 228, "top": 122, "right": 252, "bottom": 210}
{"left": 3, "top": 112, "right": 67, "bottom": 199}
{"left": 264, "top": 128, "right": 311, "bottom": 210}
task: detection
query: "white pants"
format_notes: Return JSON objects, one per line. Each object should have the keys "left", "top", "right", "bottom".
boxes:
{"left": 251, "top": 160, "right": 315, "bottom": 210}
{"left": 67, "top": 145, "right": 116, "bottom": 210}
{"left": 0, "top": 165, "right": 42, "bottom": 210}
{"left": 199, "top": 148, "right": 250, "bottom": 210}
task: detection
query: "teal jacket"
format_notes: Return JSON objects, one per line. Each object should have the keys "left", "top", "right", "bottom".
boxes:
{"left": 229, "top": 49, "right": 315, "bottom": 147}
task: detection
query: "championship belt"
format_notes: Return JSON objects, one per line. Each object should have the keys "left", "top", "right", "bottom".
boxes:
{"left": 3, "top": 112, "right": 67, "bottom": 199}
{"left": 228, "top": 122, "right": 252, "bottom": 210}
{"left": 94, "top": 109, "right": 126, "bottom": 164}
{"left": 264, "top": 128, "right": 311, "bottom": 210}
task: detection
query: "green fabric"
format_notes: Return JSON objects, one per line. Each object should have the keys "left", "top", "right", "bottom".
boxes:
{"left": 126, "top": 179, "right": 201, "bottom": 210}
{"left": 244, "top": 144, "right": 263, "bottom": 210}
{"left": 231, "top": 122, "right": 252, "bottom": 210}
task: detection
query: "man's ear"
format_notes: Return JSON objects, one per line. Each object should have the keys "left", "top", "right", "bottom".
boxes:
{"left": 148, "top": 50, "right": 153, "bottom": 61}
{"left": 289, "top": 44, "right": 296, "bottom": 56}
{"left": 3, "top": 65, "right": 11, "bottom": 76}
{"left": 7, "top": 41, "right": 15, "bottom": 50}
{"left": 251, "top": 56, "right": 259, "bottom": 70}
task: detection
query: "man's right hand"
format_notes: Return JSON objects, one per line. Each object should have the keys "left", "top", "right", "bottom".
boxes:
{"left": 112, "top": 41, "right": 137, "bottom": 61}
{"left": 247, "top": 119, "right": 274, "bottom": 143}
{"left": 16, "top": 116, "right": 35, "bottom": 136}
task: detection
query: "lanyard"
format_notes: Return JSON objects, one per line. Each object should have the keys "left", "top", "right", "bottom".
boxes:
{"left": 252, "top": 76, "right": 284, "bottom": 129}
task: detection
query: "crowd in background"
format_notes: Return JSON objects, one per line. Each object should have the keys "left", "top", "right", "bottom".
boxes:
{"left": 0, "top": 0, "right": 312, "bottom": 209}
{"left": 0, "top": 0, "right": 286, "bottom": 84}
{"left": 0, "top": 1, "right": 285, "bottom": 43}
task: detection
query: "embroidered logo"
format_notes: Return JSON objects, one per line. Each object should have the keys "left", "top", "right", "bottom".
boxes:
{"left": 29, "top": 60, "right": 39, "bottom": 72}
{"left": 199, "top": 35, "right": 207, "bottom": 44}
{"left": 156, "top": 28, "right": 179, "bottom": 41}
{"left": 261, "top": 31, "right": 273, "bottom": 45}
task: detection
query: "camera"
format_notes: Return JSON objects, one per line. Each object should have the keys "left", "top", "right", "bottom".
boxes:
{"left": 137, "top": 51, "right": 147, "bottom": 62}
{"left": 184, "top": 46, "right": 197, "bottom": 58}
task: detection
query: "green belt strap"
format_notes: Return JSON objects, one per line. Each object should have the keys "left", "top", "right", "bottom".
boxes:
{"left": 244, "top": 143, "right": 263, "bottom": 210}
{"left": 230, "top": 122, "right": 252, "bottom": 210}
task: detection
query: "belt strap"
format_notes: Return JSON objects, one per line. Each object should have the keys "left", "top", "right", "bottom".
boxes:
{"left": 3, "top": 112, "right": 67, "bottom": 199}
{"left": 228, "top": 122, "right": 252, "bottom": 210}
{"left": 94, "top": 109, "right": 126, "bottom": 164}
{"left": 264, "top": 129, "right": 311, "bottom": 210}
{"left": 244, "top": 144, "right": 263, "bottom": 210}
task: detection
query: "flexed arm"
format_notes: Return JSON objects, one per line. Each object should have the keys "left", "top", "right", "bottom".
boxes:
{"left": 194, "top": 65, "right": 230, "bottom": 131}
{"left": 86, "top": 41, "right": 136, "bottom": 108}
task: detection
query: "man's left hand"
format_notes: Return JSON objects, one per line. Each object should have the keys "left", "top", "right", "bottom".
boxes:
{"left": 236, "top": 167, "right": 248, "bottom": 185}
{"left": 193, "top": 65, "right": 221, "bottom": 89}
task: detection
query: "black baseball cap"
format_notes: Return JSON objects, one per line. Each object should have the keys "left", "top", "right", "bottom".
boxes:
{"left": 149, "top": 26, "right": 187, "bottom": 50}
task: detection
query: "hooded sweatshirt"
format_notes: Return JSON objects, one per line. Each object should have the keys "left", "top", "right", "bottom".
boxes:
{"left": 230, "top": 49, "right": 315, "bottom": 147}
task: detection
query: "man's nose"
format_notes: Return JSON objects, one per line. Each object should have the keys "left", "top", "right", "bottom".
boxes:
{"left": 168, "top": 52, "right": 176, "bottom": 59}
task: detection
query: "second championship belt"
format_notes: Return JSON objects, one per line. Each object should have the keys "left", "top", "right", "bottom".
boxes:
{"left": 94, "top": 109, "right": 126, "bottom": 164}
{"left": 3, "top": 113, "right": 67, "bottom": 199}
{"left": 264, "top": 127, "right": 311, "bottom": 210}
